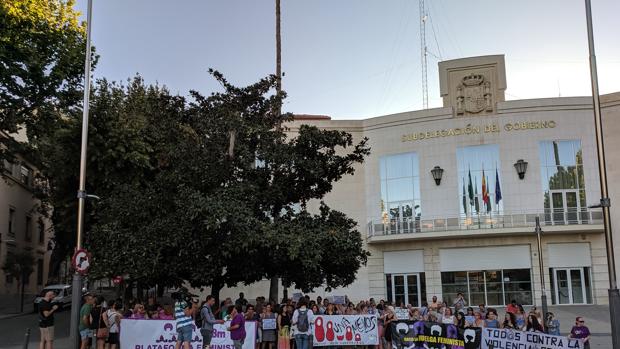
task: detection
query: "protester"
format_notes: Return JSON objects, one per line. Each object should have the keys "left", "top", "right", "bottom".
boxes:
{"left": 515, "top": 305, "right": 526, "bottom": 330}
{"left": 236, "top": 293, "right": 249, "bottom": 310}
{"left": 569, "top": 317, "right": 591, "bottom": 349}
{"left": 89, "top": 296, "right": 108, "bottom": 349}
{"left": 174, "top": 297, "right": 194, "bottom": 349}
{"left": 228, "top": 305, "right": 247, "bottom": 349}
{"left": 104, "top": 300, "right": 122, "bottom": 349}
{"left": 80, "top": 293, "right": 95, "bottom": 349}
{"left": 506, "top": 300, "right": 518, "bottom": 314}
{"left": 429, "top": 296, "right": 439, "bottom": 311}
{"left": 473, "top": 312, "right": 484, "bottom": 327}
{"left": 382, "top": 306, "right": 396, "bottom": 349}
{"left": 452, "top": 293, "right": 467, "bottom": 314}
{"left": 546, "top": 312, "right": 561, "bottom": 336}
{"left": 292, "top": 298, "right": 314, "bottom": 349}
{"left": 483, "top": 309, "right": 500, "bottom": 328}
{"left": 455, "top": 312, "right": 466, "bottom": 329}
{"left": 201, "top": 295, "right": 224, "bottom": 349}
{"left": 130, "top": 303, "right": 148, "bottom": 319}
{"left": 502, "top": 312, "right": 517, "bottom": 330}
{"left": 261, "top": 303, "right": 277, "bottom": 349}
{"left": 159, "top": 303, "right": 175, "bottom": 320}
{"left": 525, "top": 314, "right": 544, "bottom": 332}
{"left": 38, "top": 290, "right": 59, "bottom": 349}
{"left": 146, "top": 296, "right": 160, "bottom": 318}
{"left": 442, "top": 307, "right": 455, "bottom": 324}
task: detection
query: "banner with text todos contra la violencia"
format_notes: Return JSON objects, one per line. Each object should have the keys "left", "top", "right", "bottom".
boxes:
{"left": 481, "top": 328, "right": 583, "bottom": 349}
{"left": 119, "top": 319, "right": 257, "bottom": 349}
{"left": 312, "top": 315, "right": 379, "bottom": 346}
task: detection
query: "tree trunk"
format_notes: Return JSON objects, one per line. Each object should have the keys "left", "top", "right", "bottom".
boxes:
{"left": 269, "top": 277, "right": 279, "bottom": 304}
{"left": 20, "top": 277, "right": 25, "bottom": 313}
{"left": 211, "top": 281, "right": 223, "bottom": 307}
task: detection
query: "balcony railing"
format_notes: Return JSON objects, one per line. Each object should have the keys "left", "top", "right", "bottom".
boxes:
{"left": 367, "top": 208, "right": 604, "bottom": 238}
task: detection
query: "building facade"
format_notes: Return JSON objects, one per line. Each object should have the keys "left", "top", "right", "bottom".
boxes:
{"left": 0, "top": 133, "right": 54, "bottom": 296}
{"left": 219, "top": 55, "right": 620, "bottom": 308}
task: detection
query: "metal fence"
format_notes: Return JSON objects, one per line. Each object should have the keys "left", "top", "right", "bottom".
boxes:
{"left": 367, "top": 208, "right": 604, "bottom": 237}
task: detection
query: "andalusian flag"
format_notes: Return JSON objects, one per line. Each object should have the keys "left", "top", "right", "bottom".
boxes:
{"left": 462, "top": 179, "right": 468, "bottom": 215}
{"left": 495, "top": 168, "right": 502, "bottom": 205}
{"left": 468, "top": 168, "right": 474, "bottom": 206}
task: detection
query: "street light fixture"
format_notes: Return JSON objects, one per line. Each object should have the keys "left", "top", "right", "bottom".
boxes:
{"left": 430, "top": 166, "right": 444, "bottom": 185}
{"left": 584, "top": 1, "right": 620, "bottom": 347}
{"left": 514, "top": 159, "right": 528, "bottom": 180}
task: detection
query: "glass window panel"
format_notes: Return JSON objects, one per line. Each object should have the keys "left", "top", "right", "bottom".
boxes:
{"left": 485, "top": 270, "right": 503, "bottom": 306}
{"left": 394, "top": 275, "right": 405, "bottom": 306}
{"left": 385, "top": 153, "right": 413, "bottom": 179}
{"left": 584, "top": 267, "right": 592, "bottom": 304}
{"left": 441, "top": 272, "right": 468, "bottom": 305}
{"left": 577, "top": 166, "right": 585, "bottom": 190}
{"left": 387, "top": 178, "right": 414, "bottom": 202}
{"left": 502, "top": 269, "right": 532, "bottom": 305}
{"left": 570, "top": 269, "right": 585, "bottom": 304}
{"left": 407, "top": 275, "right": 419, "bottom": 306}
{"left": 557, "top": 141, "right": 577, "bottom": 166}
{"left": 468, "top": 271, "right": 486, "bottom": 306}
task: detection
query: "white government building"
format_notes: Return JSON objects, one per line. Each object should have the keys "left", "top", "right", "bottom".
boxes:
{"left": 220, "top": 55, "right": 620, "bottom": 307}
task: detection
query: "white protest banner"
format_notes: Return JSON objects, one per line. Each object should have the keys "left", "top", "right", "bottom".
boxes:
{"left": 120, "top": 319, "right": 257, "bottom": 349}
{"left": 312, "top": 315, "right": 379, "bottom": 347}
{"left": 394, "top": 307, "right": 409, "bottom": 320}
{"left": 482, "top": 328, "right": 583, "bottom": 349}
{"left": 263, "top": 318, "right": 277, "bottom": 330}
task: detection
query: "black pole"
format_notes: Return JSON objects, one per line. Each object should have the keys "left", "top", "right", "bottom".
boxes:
{"left": 535, "top": 217, "right": 549, "bottom": 332}
{"left": 20, "top": 275, "right": 25, "bottom": 313}
{"left": 584, "top": 1, "right": 620, "bottom": 348}
{"left": 22, "top": 328, "right": 30, "bottom": 349}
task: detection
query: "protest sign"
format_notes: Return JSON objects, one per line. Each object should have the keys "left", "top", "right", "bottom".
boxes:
{"left": 481, "top": 328, "right": 583, "bottom": 349}
{"left": 263, "top": 318, "right": 277, "bottom": 330}
{"left": 332, "top": 296, "right": 346, "bottom": 305}
{"left": 313, "top": 315, "right": 379, "bottom": 346}
{"left": 391, "top": 320, "right": 481, "bottom": 349}
{"left": 120, "top": 319, "right": 257, "bottom": 349}
{"left": 292, "top": 293, "right": 303, "bottom": 302}
{"left": 394, "top": 308, "right": 409, "bottom": 320}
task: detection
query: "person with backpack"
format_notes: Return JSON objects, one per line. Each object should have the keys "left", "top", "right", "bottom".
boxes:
{"left": 198, "top": 295, "right": 224, "bottom": 349}
{"left": 292, "top": 298, "right": 314, "bottom": 349}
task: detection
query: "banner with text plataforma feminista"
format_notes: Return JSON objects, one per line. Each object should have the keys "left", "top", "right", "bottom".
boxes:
{"left": 312, "top": 315, "right": 379, "bottom": 346}
{"left": 391, "top": 320, "right": 482, "bottom": 349}
{"left": 481, "top": 328, "right": 583, "bottom": 349}
{"left": 120, "top": 319, "right": 257, "bottom": 349}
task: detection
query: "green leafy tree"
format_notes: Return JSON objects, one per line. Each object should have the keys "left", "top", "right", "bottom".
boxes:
{"left": 0, "top": 0, "right": 94, "bottom": 158}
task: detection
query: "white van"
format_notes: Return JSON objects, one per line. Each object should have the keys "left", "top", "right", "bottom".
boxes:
{"left": 33, "top": 284, "right": 73, "bottom": 311}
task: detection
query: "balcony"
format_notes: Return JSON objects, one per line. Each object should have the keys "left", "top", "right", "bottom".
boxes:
{"left": 366, "top": 208, "right": 604, "bottom": 243}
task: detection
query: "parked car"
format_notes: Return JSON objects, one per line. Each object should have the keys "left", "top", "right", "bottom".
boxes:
{"left": 33, "top": 284, "right": 73, "bottom": 312}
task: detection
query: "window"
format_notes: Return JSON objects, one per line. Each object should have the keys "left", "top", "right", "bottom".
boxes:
{"left": 539, "top": 140, "right": 586, "bottom": 224}
{"left": 37, "top": 259, "right": 44, "bottom": 285}
{"left": 379, "top": 153, "right": 421, "bottom": 233}
{"left": 385, "top": 273, "right": 426, "bottom": 307}
{"left": 25, "top": 216, "right": 32, "bottom": 241}
{"left": 8, "top": 208, "right": 16, "bottom": 237}
{"left": 38, "top": 219, "right": 45, "bottom": 244}
{"left": 457, "top": 145, "right": 502, "bottom": 216}
{"left": 441, "top": 269, "right": 532, "bottom": 306}
{"left": 20, "top": 165, "right": 32, "bottom": 186}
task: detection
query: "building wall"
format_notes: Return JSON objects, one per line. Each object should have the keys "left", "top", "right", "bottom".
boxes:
{"left": 0, "top": 155, "right": 53, "bottom": 296}
{"left": 602, "top": 92, "right": 620, "bottom": 289}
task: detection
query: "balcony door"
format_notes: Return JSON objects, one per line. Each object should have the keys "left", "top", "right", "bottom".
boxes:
{"left": 553, "top": 268, "right": 587, "bottom": 304}
{"left": 549, "top": 190, "right": 581, "bottom": 224}
{"left": 388, "top": 201, "right": 414, "bottom": 233}
{"left": 390, "top": 273, "right": 422, "bottom": 307}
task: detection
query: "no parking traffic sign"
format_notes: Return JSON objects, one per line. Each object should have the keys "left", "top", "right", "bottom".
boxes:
{"left": 72, "top": 248, "right": 91, "bottom": 274}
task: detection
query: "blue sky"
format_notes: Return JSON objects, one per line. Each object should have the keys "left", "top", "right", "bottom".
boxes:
{"left": 75, "top": 0, "right": 620, "bottom": 120}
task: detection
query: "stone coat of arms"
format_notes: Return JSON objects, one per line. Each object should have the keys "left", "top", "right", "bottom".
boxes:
{"left": 456, "top": 74, "right": 493, "bottom": 115}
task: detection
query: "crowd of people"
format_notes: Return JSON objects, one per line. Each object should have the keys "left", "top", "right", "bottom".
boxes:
{"left": 35, "top": 290, "right": 593, "bottom": 349}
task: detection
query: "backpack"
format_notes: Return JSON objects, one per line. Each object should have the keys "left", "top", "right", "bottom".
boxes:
{"left": 297, "top": 309, "right": 309, "bottom": 332}
{"left": 195, "top": 304, "right": 207, "bottom": 328}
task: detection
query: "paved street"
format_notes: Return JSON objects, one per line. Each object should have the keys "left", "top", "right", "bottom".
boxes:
{"left": 0, "top": 308, "right": 70, "bottom": 349}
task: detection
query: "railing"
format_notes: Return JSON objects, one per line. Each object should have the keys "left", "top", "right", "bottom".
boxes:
{"left": 367, "top": 208, "right": 604, "bottom": 238}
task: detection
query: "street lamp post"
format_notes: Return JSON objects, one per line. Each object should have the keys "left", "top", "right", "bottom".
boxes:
{"left": 584, "top": 1, "right": 620, "bottom": 347}
{"left": 535, "top": 217, "right": 548, "bottom": 332}
{"left": 69, "top": 0, "right": 94, "bottom": 347}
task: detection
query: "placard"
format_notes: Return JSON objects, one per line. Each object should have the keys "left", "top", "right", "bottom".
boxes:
{"left": 391, "top": 320, "right": 481, "bottom": 349}
{"left": 481, "top": 328, "right": 583, "bottom": 349}
{"left": 332, "top": 296, "right": 346, "bottom": 305}
{"left": 292, "top": 293, "right": 303, "bottom": 302}
{"left": 119, "top": 319, "right": 257, "bottom": 349}
{"left": 394, "top": 307, "right": 409, "bottom": 320}
{"left": 263, "top": 318, "right": 277, "bottom": 330}
{"left": 313, "top": 315, "right": 379, "bottom": 346}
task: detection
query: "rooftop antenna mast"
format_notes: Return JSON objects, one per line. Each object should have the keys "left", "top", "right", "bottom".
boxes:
{"left": 419, "top": 0, "right": 428, "bottom": 109}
